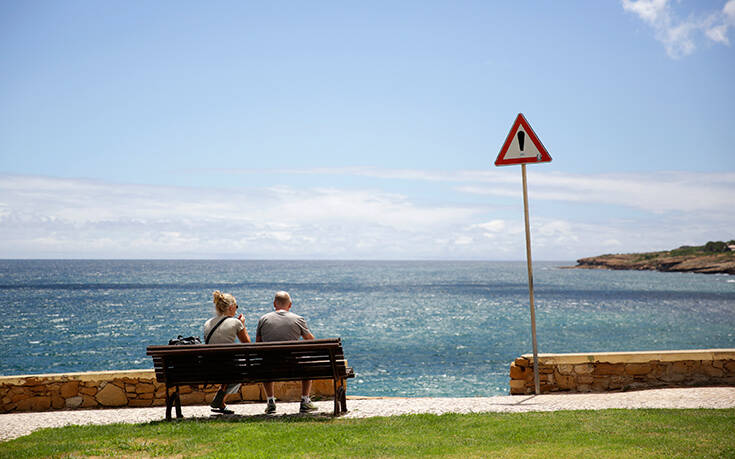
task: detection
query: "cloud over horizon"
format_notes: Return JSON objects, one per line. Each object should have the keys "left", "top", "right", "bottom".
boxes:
{"left": 1, "top": 170, "right": 732, "bottom": 260}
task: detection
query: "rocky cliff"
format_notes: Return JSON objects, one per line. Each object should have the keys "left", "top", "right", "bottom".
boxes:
{"left": 569, "top": 245, "right": 735, "bottom": 275}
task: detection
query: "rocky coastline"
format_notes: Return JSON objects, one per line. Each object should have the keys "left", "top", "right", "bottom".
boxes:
{"left": 567, "top": 249, "right": 735, "bottom": 275}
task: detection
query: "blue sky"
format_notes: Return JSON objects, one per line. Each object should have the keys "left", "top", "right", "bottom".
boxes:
{"left": 1, "top": 0, "right": 734, "bottom": 259}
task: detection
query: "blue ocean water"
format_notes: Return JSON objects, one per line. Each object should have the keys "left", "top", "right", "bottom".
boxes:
{"left": 0, "top": 260, "right": 733, "bottom": 397}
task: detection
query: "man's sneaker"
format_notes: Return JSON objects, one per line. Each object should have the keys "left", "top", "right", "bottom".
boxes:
{"left": 299, "top": 399, "right": 317, "bottom": 413}
{"left": 265, "top": 399, "right": 276, "bottom": 414}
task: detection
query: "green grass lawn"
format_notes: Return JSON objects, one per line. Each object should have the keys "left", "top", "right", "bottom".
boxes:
{"left": 2, "top": 409, "right": 734, "bottom": 458}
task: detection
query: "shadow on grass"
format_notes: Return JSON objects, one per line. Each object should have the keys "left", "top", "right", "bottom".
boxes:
{"left": 147, "top": 410, "right": 336, "bottom": 427}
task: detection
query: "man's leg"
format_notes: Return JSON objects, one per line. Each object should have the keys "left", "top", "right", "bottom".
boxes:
{"left": 264, "top": 382, "right": 276, "bottom": 414}
{"left": 264, "top": 382, "right": 275, "bottom": 398}
{"left": 301, "top": 380, "right": 312, "bottom": 397}
{"left": 300, "top": 380, "right": 316, "bottom": 412}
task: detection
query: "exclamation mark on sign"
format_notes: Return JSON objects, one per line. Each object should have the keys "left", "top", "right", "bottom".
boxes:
{"left": 517, "top": 131, "right": 525, "bottom": 155}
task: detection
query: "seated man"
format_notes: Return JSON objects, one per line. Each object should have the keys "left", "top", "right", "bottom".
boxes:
{"left": 256, "top": 291, "right": 317, "bottom": 414}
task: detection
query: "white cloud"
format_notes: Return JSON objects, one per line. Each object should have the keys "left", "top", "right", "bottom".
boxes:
{"left": 623, "top": 0, "right": 668, "bottom": 23}
{"left": 0, "top": 174, "right": 477, "bottom": 259}
{"left": 713, "top": 0, "right": 735, "bottom": 44}
{"left": 223, "top": 166, "right": 504, "bottom": 184}
{"left": 622, "top": 0, "right": 735, "bottom": 58}
{"left": 1, "top": 170, "right": 732, "bottom": 260}
{"left": 471, "top": 220, "right": 508, "bottom": 234}
{"left": 457, "top": 171, "right": 735, "bottom": 213}
{"left": 222, "top": 167, "right": 735, "bottom": 214}
{"left": 257, "top": 167, "right": 735, "bottom": 214}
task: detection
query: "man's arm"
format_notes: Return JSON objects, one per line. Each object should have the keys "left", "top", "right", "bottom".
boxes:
{"left": 299, "top": 316, "right": 314, "bottom": 340}
{"left": 255, "top": 317, "right": 263, "bottom": 342}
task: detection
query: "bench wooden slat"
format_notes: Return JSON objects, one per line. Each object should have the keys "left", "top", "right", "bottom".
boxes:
{"left": 158, "top": 358, "right": 347, "bottom": 371}
{"left": 162, "top": 370, "right": 343, "bottom": 383}
{"left": 157, "top": 366, "right": 351, "bottom": 382}
{"left": 154, "top": 356, "right": 348, "bottom": 370}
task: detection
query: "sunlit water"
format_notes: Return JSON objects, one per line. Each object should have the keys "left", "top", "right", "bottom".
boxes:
{"left": 1, "top": 260, "right": 733, "bottom": 396}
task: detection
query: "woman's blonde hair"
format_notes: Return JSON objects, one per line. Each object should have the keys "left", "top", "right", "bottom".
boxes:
{"left": 213, "top": 290, "right": 237, "bottom": 315}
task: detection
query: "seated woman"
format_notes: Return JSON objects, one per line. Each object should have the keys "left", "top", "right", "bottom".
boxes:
{"left": 204, "top": 290, "right": 250, "bottom": 414}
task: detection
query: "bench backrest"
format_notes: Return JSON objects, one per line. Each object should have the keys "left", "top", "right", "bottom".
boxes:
{"left": 146, "top": 338, "right": 349, "bottom": 386}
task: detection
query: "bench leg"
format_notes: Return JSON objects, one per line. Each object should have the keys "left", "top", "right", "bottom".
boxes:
{"left": 337, "top": 387, "right": 347, "bottom": 413}
{"left": 165, "top": 385, "right": 183, "bottom": 420}
{"left": 174, "top": 386, "right": 183, "bottom": 419}
{"left": 165, "top": 385, "right": 173, "bottom": 421}
{"left": 331, "top": 378, "right": 347, "bottom": 416}
{"left": 332, "top": 377, "right": 339, "bottom": 416}
{"left": 338, "top": 378, "right": 347, "bottom": 413}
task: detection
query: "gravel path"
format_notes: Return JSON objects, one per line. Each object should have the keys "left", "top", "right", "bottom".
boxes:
{"left": 2, "top": 386, "right": 734, "bottom": 442}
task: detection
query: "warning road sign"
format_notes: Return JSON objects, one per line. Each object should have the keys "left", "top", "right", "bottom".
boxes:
{"left": 494, "top": 113, "right": 552, "bottom": 166}
{"left": 491, "top": 112, "right": 553, "bottom": 394}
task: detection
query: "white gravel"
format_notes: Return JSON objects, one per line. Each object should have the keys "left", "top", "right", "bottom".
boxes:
{"left": 2, "top": 386, "right": 734, "bottom": 442}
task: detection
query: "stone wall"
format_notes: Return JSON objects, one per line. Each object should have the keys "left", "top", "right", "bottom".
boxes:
{"left": 510, "top": 349, "right": 735, "bottom": 395}
{"left": 0, "top": 369, "right": 342, "bottom": 413}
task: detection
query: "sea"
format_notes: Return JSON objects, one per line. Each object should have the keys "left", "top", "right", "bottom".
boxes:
{"left": 1, "top": 260, "right": 733, "bottom": 397}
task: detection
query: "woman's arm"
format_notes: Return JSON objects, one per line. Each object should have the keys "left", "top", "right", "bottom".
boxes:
{"left": 237, "top": 327, "right": 250, "bottom": 343}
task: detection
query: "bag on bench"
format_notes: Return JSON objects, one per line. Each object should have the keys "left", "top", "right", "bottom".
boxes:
{"left": 168, "top": 314, "right": 228, "bottom": 346}
{"left": 168, "top": 335, "right": 201, "bottom": 345}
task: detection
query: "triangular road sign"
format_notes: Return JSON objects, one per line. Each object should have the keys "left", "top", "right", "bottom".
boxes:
{"left": 494, "top": 113, "right": 552, "bottom": 166}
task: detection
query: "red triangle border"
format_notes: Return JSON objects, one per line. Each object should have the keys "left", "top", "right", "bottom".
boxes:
{"left": 494, "top": 113, "right": 552, "bottom": 166}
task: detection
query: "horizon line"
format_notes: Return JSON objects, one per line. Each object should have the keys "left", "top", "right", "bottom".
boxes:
{"left": 0, "top": 258, "right": 577, "bottom": 263}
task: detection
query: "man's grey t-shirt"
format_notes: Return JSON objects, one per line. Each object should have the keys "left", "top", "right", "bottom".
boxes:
{"left": 256, "top": 310, "right": 310, "bottom": 342}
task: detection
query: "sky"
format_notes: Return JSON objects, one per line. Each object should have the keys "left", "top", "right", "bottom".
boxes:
{"left": 1, "top": 0, "right": 734, "bottom": 260}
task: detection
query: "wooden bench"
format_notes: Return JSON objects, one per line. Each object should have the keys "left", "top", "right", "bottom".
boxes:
{"left": 146, "top": 338, "right": 355, "bottom": 419}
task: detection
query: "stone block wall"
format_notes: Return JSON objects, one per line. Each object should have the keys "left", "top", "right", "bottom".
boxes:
{"left": 0, "top": 369, "right": 342, "bottom": 413}
{"left": 509, "top": 349, "right": 735, "bottom": 394}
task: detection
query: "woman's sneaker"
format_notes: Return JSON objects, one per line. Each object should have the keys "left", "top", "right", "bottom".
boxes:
{"left": 299, "top": 399, "right": 317, "bottom": 413}
{"left": 265, "top": 399, "right": 277, "bottom": 414}
{"left": 210, "top": 390, "right": 225, "bottom": 410}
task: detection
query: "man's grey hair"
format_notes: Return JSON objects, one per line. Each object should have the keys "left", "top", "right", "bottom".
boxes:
{"left": 274, "top": 291, "right": 291, "bottom": 308}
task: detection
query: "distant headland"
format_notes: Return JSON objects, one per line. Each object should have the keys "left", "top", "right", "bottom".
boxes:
{"left": 565, "top": 240, "right": 735, "bottom": 275}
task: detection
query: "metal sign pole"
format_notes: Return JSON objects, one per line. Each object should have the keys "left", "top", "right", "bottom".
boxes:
{"left": 521, "top": 163, "right": 540, "bottom": 395}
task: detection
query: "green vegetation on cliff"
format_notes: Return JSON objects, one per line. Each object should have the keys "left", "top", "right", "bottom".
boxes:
{"left": 668, "top": 240, "right": 735, "bottom": 256}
